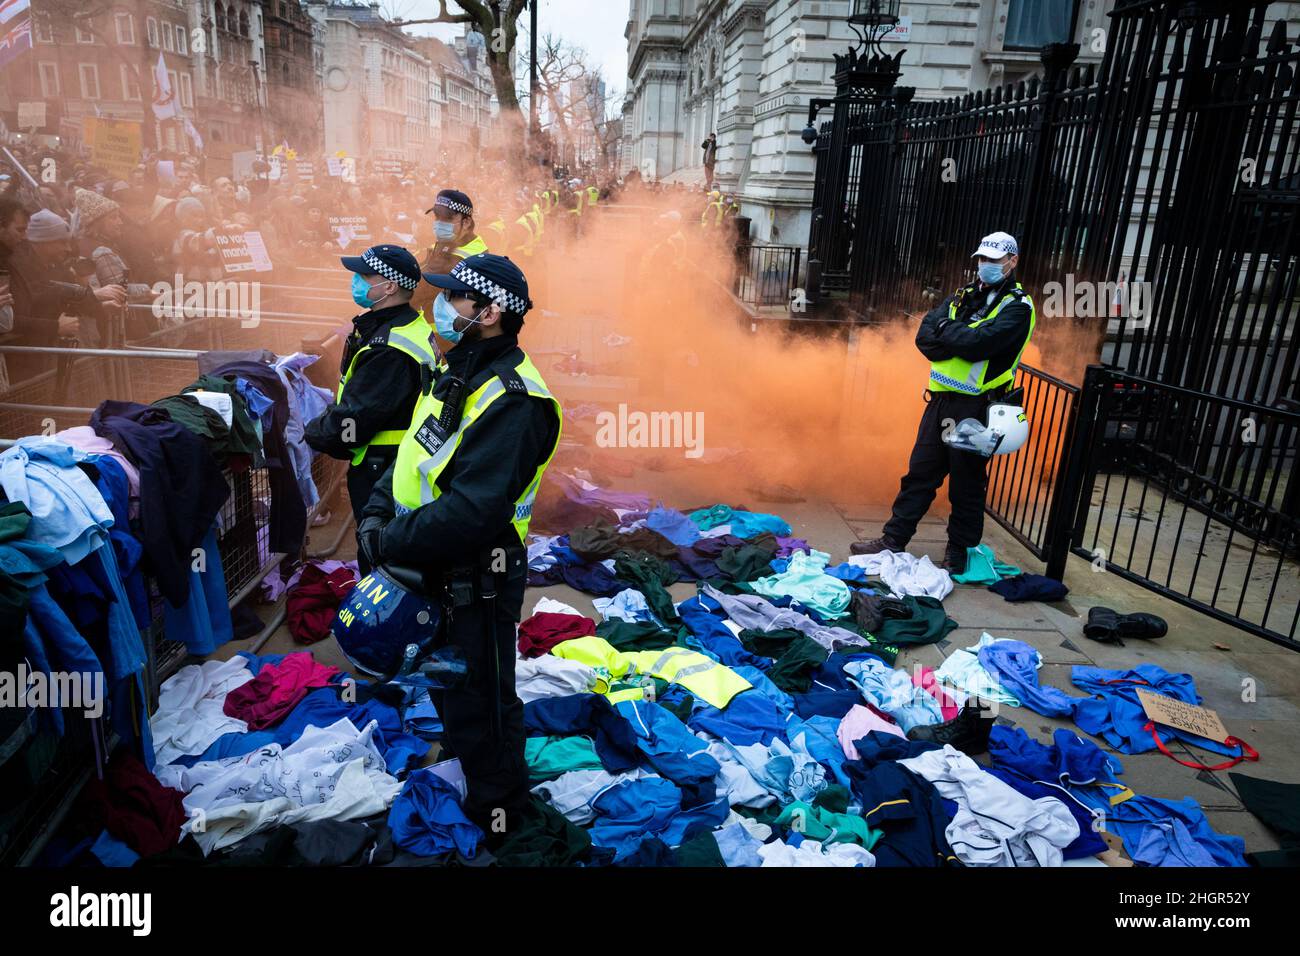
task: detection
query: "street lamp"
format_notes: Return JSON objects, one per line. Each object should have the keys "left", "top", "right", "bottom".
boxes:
{"left": 848, "top": 0, "right": 900, "bottom": 27}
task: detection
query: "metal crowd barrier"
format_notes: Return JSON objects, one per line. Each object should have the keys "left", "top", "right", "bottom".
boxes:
{"left": 0, "top": 283, "right": 364, "bottom": 864}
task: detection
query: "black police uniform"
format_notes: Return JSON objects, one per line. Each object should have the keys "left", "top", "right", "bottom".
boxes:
{"left": 362, "top": 333, "right": 560, "bottom": 830}
{"left": 882, "top": 274, "right": 1033, "bottom": 552}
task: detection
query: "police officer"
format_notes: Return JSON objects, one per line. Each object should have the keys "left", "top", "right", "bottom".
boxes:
{"left": 355, "top": 253, "right": 562, "bottom": 835}
{"left": 414, "top": 189, "right": 489, "bottom": 316}
{"left": 852, "top": 231, "right": 1036, "bottom": 575}
{"left": 305, "top": 244, "right": 436, "bottom": 563}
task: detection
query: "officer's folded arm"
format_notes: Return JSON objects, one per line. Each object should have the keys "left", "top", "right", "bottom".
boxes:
{"left": 933, "top": 300, "right": 1032, "bottom": 362}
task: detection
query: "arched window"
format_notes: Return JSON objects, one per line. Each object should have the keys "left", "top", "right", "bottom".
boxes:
{"left": 708, "top": 48, "right": 716, "bottom": 81}
{"left": 216, "top": 4, "right": 227, "bottom": 32}
{"left": 239, "top": 10, "right": 250, "bottom": 37}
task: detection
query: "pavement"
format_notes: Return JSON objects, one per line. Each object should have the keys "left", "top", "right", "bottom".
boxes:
{"left": 233, "top": 466, "right": 1300, "bottom": 862}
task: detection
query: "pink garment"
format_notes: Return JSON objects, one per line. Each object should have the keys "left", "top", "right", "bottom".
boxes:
{"left": 57, "top": 426, "right": 141, "bottom": 514}
{"left": 837, "top": 704, "right": 905, "bottom": 760}
{"left": 912, "top": 666, "right": 960, "bottom": 721}
{"left": 222, "top": 652, "right": 340, "bottom": 730}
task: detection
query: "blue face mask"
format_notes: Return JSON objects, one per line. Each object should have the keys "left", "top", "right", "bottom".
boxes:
{"left": 351, "top": 273, "right": 379, "bottom": 309}
{"left": 434, "top": 221, "right": 456, "bottom": 243}
{"left": 978, "top": 261, "right": 1006, "bottom": 285}
{"left": 433, "top": 292, "right": 483, "bottom": 344}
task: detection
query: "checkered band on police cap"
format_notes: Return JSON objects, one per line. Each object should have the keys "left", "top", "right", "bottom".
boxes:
{"left": 435, "top": 195, "right": 473, "bottom": 216}
{"left": 450, "top": 259, "right": 529, "bottom": 314}
{"left": 363, "top": 248, "right": 420, "bottom": 290}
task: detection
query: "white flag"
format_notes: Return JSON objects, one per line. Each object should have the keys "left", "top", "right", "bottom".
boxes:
{"left": 151, "top": 51, "right": 178, "bottom": 121}
{"left": 184, "top": 116, "right": 203, "bottom": 149}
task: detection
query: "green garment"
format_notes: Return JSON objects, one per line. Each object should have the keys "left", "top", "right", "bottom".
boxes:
{"left": 775, "top": 801, "right": 881, "bottom": 849}
{"left": 738, "top": 627, "right": 830, "bottom": 694}
{"left": 814, "top": 784, "right": 852, "bottom": 815}
{"left": 596, "top": 619, "right": 680, "bottom": 652}
{"left": 524, "top": 736, "right": 603, "bottom": 781}
{"left": 875, "top": 595, "right": 958, "bottom": 647}
{"left": 0, "top": 501, "right": 31, "bottom": 541}
{"left": 183, "top": 375, "right": 264, "bottom": 464}
{"left": 493, "top": 797, "right": 593, "bottom": 867}
{"left": 953, "top": 544, "right": 1021, "bottom": 585}
{"left": 734, "top": 803, "right": 783, "bottom": 827}
{"left": 701, "top": 577, "right": 756, "bottom": 596}
{"left": 715, "top": 544, "right": 776, "bottom": 582}
{"left": 612, "top": 552, "right": 681, "bottom": 626}
{"left": 0, "top": 503, "right": 34, "bottom": 638}
{"left": 674, "top": 829, "right": 726, "bottom": 867}
{"left": 151, "top": 394, "right": 235, "bottom": 466}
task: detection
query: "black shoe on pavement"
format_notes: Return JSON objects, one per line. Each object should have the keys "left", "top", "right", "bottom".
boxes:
{"left": 1083, "top": 606, "right": 1168, "bottom": 645}
{"left": 850, "top": 535, "right": 904, "bottom": 556}
{"left": 941, "top": 544, "right": 969, "bottom": 575}
{"left": 907, "top": 700, "right": 996, "bottom": 755}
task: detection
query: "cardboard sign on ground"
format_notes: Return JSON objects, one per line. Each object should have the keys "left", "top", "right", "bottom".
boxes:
{"left": 1137, "top": 689, "right": 1231, "bottom": 744}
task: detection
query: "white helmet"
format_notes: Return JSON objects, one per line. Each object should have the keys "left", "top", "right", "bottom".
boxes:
{"left": 944, "top": 403, "right": 1029, "bottom": 457}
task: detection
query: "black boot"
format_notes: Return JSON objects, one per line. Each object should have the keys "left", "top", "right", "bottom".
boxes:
{"left": 941, "top": 543, "right": 969, "bottom": 575}
{"left": 1084, "top": 606, "right": 1167, "bottom": 645}
{"left": 907, "top": 700, "right": 995, "bottom": 755}
{"left": 850, "top": 535, "right": 904, "bottom": 556}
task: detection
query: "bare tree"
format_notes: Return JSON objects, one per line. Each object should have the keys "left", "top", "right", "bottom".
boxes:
{"left": 534, "top": 34, "right": 618, "bottom": 171}
{"left": 391, "top": 0, "right": 529, "bottom": 118}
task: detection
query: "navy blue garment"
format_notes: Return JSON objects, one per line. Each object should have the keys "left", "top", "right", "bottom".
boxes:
{"left": 559, "top": 562, "right": 624, "bottom": 597}
{"left": 89, "top": 400, "right": 229, "bottom": 607}
{"left": 791, "top": 687, "right": 861, "bottom": 720}
{"left": 675, "top": 546, "right": 722, "bottom": 580}
{"left": 984, "top": 764, "right": 1108, "bottom": 860}
{"left": 844, "top": 732, "right": 958, "bottom": 867}
{"left": 989, "top": 573, "right": 1069, "bottom": 602}
{"left": 523, "top": 694, "right": 640, "bottom": 773}
{"left": 616, "top": 836, "right": 677, "bottom": 867}
{"left": 987, "top": 725, "right": 1121, "bottom": 788}
{"left": 677, "top": 593, "right": 772, "bottom": 671}
{"left": 206, "top": 360, "right": 307, "bottom": 557}
{"left": 688, "top": 690, "right": 788, "bottom": 747}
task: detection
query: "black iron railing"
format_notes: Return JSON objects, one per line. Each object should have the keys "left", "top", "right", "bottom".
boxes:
{"left": 1064, "top": 364, "right": 1299, "bottom": 649}
{"left": 734, "top": 243, "right": 804, "bottom": 310}
{"left": 984, "top": 363, "right": 1081, "bottom": 567}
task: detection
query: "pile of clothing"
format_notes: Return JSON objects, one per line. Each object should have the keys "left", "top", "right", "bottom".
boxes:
{"left": 41, "top": 477, "right": 1252, "bottom": 868}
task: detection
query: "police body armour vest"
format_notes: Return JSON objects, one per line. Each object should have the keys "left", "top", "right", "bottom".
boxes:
{"left": 337, "top": 313, "right": 439, "bottom": 466}
{"left": 928, "top": 282, "right": 1037, "bottom": 395}
{"left": 392, "top": 350, "right": 563, "bottom": 545}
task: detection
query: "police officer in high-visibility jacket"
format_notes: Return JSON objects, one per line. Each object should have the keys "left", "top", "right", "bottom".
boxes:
{"left": 414, "top": 189, "right": 490, "bottom": 317}
{"left": 852, "top": 231, "right": 1035, "bottom": 575}
{"left": 356, "top": 253, "right": 562, "bottom": 834}
{"left": 305, "top": 245, "right": 436, "bottom": 560}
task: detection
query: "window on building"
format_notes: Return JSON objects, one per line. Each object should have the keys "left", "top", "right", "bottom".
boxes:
{"left": 162, "top": 22, "right": 174, "bottom": 51}
{"left": 39, "top": 62, "right": 60, "bottom": 97}
{"left": 1005, "top": 0, "right": 1078, "bottom": 51}
{"left": 79, "top": 63, "right": 101, "bottom": 99}
{"left": 146, "top": 17, "right": 159, "bottom": 48}
{"left": 121, "top": 64, "right": 141, "bottom": 100}
{"left": 180, "top": 72, "right": 193, "bottom": 108}
{"left": 35, "top": 18, "right": 52, "bottom": 44}
{"left": 176, "top": 25, "right": 188, "bottom": 54}
{"left": 115, "top": 13, "right": 135, "bottom": 44}
{"left": 167, "top": 69, "right": 179, "bottom": 104}
{"left": 75, "top": 19, "right": 95, "bottom": 43}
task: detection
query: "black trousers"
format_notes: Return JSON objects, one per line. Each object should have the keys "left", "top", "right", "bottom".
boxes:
{"left": 346, "top": 449, "right": 397, "bottom": 575}
{"left": 433, "top": 548, "right": 529, "bottom": 833}
{"left": 883, "top": 391, "right": 993, "bottom": 550}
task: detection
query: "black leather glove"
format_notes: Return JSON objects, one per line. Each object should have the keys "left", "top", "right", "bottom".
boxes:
{"left": 356, "top": 516, "right": 386, "bottom": 570}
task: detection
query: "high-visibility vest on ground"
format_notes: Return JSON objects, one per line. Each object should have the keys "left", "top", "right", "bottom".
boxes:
{"left": 550, "top": 636, "right": 751, "bottom": 709}
{"left": 391, "top": 350, "right": 562, "bottom": 545}
{"left": 928, "top": 282, "right": 1037, "bottom": 395}
{"left": 337, "top": 313, "right": 438, "bottom": 466}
